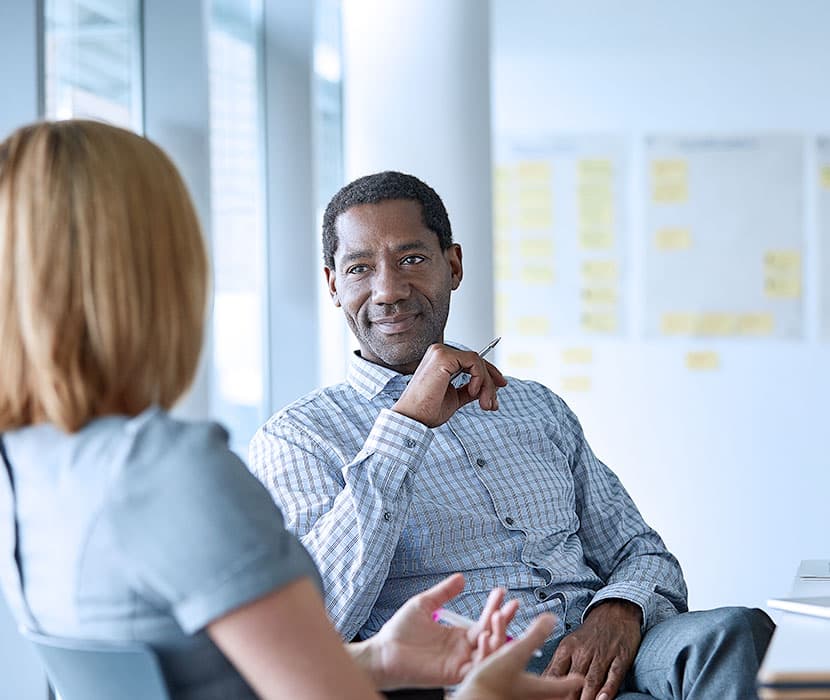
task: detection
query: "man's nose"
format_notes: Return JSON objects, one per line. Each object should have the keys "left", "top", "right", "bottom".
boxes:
{"left": 371, "top": 264, "right": 410, "bottom": 305}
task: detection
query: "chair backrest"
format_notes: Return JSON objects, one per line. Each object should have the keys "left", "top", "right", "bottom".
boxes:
{"left": 20, "top": 627, "right": 172, "bottom": 700}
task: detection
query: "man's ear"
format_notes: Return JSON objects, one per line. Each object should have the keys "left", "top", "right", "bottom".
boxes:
{"left": 446, "top": 244, "right": 463, "bottom": 290}
{"left": 324, "top": 267, "right": 341, "bottom": 307}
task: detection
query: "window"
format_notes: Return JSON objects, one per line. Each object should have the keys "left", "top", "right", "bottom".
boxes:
{"left": 42, "top": 0, "right": 143, "bottom": 131}
{"left": 313, "top": 0, "right": 349, "bottom": 385}
{"left": 208, "top": 0, "right": 268, "bottom": 452}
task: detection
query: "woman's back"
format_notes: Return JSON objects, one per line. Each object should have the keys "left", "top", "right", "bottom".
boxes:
{"left": 0, "top": 408, "right": 321, "bottom": 699}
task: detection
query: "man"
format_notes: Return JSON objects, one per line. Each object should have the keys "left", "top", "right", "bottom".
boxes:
{"left": 250, "top": 171, "right": 773, "bottom": 700}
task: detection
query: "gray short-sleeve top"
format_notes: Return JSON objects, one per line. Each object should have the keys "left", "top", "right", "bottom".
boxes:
{"left": 0, "top": 407, "right": 322, "bottom": 700}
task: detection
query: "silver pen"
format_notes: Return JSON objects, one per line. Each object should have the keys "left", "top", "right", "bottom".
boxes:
{"left": 449, "top": 336, "right": 501, "bottom": 381}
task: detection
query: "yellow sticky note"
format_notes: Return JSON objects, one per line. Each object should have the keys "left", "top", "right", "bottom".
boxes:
{"left": 655, "top": 228, "right": 692, "bottom": 251}
{"left": 738, "top": 313, "right": 774, "bottom": 336}
{"left": 581, "top": 286, "right": 618, "bottom": 304}
{"left": 764, "top": 250, "right": 801, "bottom": 274}
{"left": 561, "top": 376, "right": 592, "bottom": 392}
{"left": 517, "top": 316, "right": 551, "bottom": 336}
{"left": 581, "top": 311, "right": 618, "bottom": 334}
{"left": 578, "top": 183, "right": 614, "bottom": 205}
{"left": 579, "top": 204, "right": 615, "bottom": 229}
{"left": 764, "top": 276, "right": 801, "bottom": 299}
{"left": 562, "top": 347, "right": 593, "bottom": 364}
{"left": 495, "top": 259, "right": 512, "bottom": 281}
{"left": 661, "top": 313, "right": 696, "bottom": 336}
{"left": 518, "top": 185, "right": 551, "bottom": 209}
{"left": 579, "top": 159, "right": 613, "bottom": 180}
{"left": 506, "top": 352, "right": 537, "bottom": 370}
{"left": 696, "top": 313, "right": 738, "bottom": 336}
{"left": 520, "top": 265, "right": 555, "bottom": 285}
{"left": 653, "top": 182, "right": 688, "bottom": 203}
{"left": 519, "top": 209, "right": 553, "bottom": 231}
{"left": 685, "top": 351, "right": 720, "bottom": 371}
{"left": 821, "top": 165, "right": 830, "bottom": 190}
{"left": 519, "top": 238, "right": 554, "bottom": 258}
{"left": 579, "top": 227, "right": 615, "bottom": 250}
{"left": 652, "top": 159, "right": 689, "bottom": 203}
{"left": 652, "top": 159, "right": 688, "bottom": 180}
{"left": 517, "top": 161, "right": 551, "bottom": 183}
{"left": 582, "top": 259, "right": 619, "bottom": 281}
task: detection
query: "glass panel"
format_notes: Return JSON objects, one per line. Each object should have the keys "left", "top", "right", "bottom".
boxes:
{"left": 314, "top": 0, "right": 349, "bottom": 386}
{"left": 42, "top": 0, "right": 143, "bottom": 131}
{"left": 208, "top": 0, "right": 267, "bottom": 453}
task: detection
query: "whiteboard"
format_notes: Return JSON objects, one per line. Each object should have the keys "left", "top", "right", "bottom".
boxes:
{"left": 492, "top": 0, "right": 830, "bottom": 612}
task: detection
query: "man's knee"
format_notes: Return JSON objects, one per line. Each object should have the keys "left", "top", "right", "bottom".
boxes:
{"left": 711, "top": 606, "right": 775, "bottom": 660}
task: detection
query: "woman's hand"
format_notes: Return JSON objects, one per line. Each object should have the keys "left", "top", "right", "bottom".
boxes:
{"left": 354, "top": 573, "right": 518, "bottom": 690}
{"left": 454, "top": 614, "right": 584, "bottom": 700}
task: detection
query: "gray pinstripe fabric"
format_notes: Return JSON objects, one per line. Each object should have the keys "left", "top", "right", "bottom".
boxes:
{"left": 249, "top": 350, "right": 688, "bottom": 643}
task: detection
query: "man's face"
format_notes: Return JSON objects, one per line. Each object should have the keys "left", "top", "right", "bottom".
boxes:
{"left": 325, "top": 198, "right": 462, "bottom": 375}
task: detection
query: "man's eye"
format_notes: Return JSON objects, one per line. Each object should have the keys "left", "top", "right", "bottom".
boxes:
{"left": 401, "top": 255, "right": 425, "bottom": 265}
{"left": 346, "top": 264, "right": 369, "bottom": 275}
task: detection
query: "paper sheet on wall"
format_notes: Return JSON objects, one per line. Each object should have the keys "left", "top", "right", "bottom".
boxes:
{"left": 819, "top": 137, "right": 830, "bottom": 341}
{"left": 643, "top": 133, "right": 804, "bottom": 339}
{"left": 493, "top": 135, "right": 627, "bottom": 343}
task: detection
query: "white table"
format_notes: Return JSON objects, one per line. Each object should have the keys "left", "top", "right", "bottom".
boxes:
{"left": 758, "top": 560, "right": 830, "bottom": 698}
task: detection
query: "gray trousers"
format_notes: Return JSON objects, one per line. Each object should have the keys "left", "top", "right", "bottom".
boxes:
{"left": 527, "top": 607, "right": 775, "bottom": 700}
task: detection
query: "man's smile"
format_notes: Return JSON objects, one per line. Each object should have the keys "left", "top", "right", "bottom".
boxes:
{"left": 371, "top": 312, "right": 419, "bottom": 335}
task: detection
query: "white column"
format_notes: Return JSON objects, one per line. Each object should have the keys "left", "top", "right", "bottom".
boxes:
{"left": 341, "top": 0, "right": 494, "bottom": 348}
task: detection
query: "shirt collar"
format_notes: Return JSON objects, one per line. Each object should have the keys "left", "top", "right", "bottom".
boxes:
{"left": 346, "top": 341, "right": 470, "bottom": 401}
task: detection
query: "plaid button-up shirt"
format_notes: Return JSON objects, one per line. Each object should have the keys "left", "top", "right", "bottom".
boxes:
{"left": 249, "top": 350, "right": 688, "bottom": 643}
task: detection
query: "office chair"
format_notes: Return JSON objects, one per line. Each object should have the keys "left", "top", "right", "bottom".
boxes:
{"left": 20, "top": 627, "right": 172, "bottom": 700}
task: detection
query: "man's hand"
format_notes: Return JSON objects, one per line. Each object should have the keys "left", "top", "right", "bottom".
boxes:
{"left": 392, "top": 343, "right": 507, "bottom": 428}
{"left": 360, "top": 573, "right": 519, "bottom": 690}
{"left": 545, "top": 600, "right": 642, "bottom": 700}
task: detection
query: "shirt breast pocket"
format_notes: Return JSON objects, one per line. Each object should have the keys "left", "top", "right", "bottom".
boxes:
{"left": 490, "top": 421, "right": 578, "bottom": 536}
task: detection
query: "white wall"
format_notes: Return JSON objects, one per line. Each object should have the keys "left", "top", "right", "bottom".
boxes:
{"left": 492, "top": 0, "right": 830, "bottom": 609}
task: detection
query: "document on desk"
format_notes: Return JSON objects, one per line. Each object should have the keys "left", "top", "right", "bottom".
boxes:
{"left": 798, "top": 560, "right": 830, "bottom": 579}
{"left": 768, "top": 597, "right": 830, "bottom": 620}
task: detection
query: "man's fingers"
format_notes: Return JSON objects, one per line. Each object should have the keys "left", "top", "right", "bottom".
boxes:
{"left": 547, "top": 644, "right": 573, "bottom": 678}
{"left": 579, "top": 656, "right": 610, "bottom": 700}
{"left": 595, "top": 656, "right": 627, "bottom": 700}
{"left": 516, "top": 673, "right": 585, "bottom": 700}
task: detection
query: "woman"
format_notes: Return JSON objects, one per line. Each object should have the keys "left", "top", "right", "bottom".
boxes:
{"left": 0, "top": 120, "right": 582, "bottom": 699}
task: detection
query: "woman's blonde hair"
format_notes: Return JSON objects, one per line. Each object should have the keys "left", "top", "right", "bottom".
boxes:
{"left": 0, "top": 120, "right": 208, "bottom": 432}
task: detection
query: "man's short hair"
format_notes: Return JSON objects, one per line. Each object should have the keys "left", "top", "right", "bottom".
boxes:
{"left": 322, "top": 171, "right": 453, "bottom": 269}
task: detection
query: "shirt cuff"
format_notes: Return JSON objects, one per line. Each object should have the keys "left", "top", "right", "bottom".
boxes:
{"left": 582, "top": 582, "right": 667, "bottom": 633}
{"left": 358, "top": 408, "right": 433, "bottom": 471}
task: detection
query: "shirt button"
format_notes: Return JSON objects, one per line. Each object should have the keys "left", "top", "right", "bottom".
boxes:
{"left": 504, "top": 517, "right": 515, "bottom": 526}
{"left": 565, "top": 622, "right": 573, "bottom": 630}
{"left": 383, "top": 511, "right": 392, "bottom": 521}
{"left": 475, "top": 457, "right": 486, "bottom": 467}
{"left": 536, "top": 589, "right": 548, "bottom": 601}
{"left": 405, "top": 438, "right": 416, "bottom": 448}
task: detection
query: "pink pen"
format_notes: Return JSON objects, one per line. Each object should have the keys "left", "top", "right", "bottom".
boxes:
{"left": 432, "top": 607, "right": 543, "bottom": 658}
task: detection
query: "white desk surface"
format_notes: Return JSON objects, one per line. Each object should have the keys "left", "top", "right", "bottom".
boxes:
{"left": 758, "top": 561, "right": 830, "bottom": 688}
